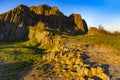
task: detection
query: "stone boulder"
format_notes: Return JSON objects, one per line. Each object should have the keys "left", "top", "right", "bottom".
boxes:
{"left": 29, "top": 21, "right": 52, "bottom": 45}
{"left": 68, "top": 14, "right": 88, "bottom": 34}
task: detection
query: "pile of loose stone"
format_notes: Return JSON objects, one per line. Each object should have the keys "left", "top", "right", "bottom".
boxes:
{"left": 43, "top": 43, "right": 110, "bottom": 80}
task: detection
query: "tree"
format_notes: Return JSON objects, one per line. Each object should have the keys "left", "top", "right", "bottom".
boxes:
{"left": 98, "top": 24, "right": 104, "bottom": 30}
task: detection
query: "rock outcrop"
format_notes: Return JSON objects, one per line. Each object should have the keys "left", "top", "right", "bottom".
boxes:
{"left": 0, "top": 5, "right": 37, "bottom": 41}
{"left": 68, "top": 14, "right": 88, "bottom": 34}
{"left": 87, "top": 27, "right": 109, "bottom": 35}
{"left": 0, "top": 4, "right": 88, "bottom": 41}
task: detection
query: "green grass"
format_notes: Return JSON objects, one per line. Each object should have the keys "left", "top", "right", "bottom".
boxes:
{"left": 0, "top": 41, "right": 45, "bottom": 80}
{"left": 66, "top": 35, "right": 120, "bottom": 49}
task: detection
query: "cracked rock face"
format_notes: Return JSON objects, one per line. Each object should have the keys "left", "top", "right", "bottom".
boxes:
{"left": 0, "top": 4, "right": 88, "bottom": 41}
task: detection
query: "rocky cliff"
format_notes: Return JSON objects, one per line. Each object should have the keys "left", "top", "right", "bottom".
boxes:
{"left": 0, "top": 4, "right": 88, "bottom": 41}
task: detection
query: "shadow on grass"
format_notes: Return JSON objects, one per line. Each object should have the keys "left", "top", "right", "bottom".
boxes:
{"left": 0, "top": 41, "right": 46, "bottom": 55}
{"left": 0, "top": 42, "right": 47, "bottom": 80}
{"left": 0, "top": 61, "right": 33, "bottom": 80}
{"left": 24, "top": 44, "right": 46, "bottom": 54}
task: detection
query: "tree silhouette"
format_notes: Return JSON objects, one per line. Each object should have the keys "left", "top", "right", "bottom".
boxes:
{"left": 98, "top": 24, "right": 104, "bottom": 30}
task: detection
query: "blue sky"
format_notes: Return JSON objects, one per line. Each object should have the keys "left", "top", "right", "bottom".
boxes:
{"left": 0, "top": 0, "right": 120, "bottom": 31}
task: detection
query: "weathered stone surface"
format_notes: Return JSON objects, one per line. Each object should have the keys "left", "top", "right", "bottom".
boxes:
{"left": 0, "top": 5, "right": 38, "bottom": 41}
{"left": 68, "top": 14, "right": 88, "bottom": 34}
{"left": 29, "top": 21, "right": 52, "bottom": 45}
{"left": 0, "top": 4, "right": 88, "bottom": 41}
{"left": 87, "top": 27, "right": 109, "bottom": 35}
